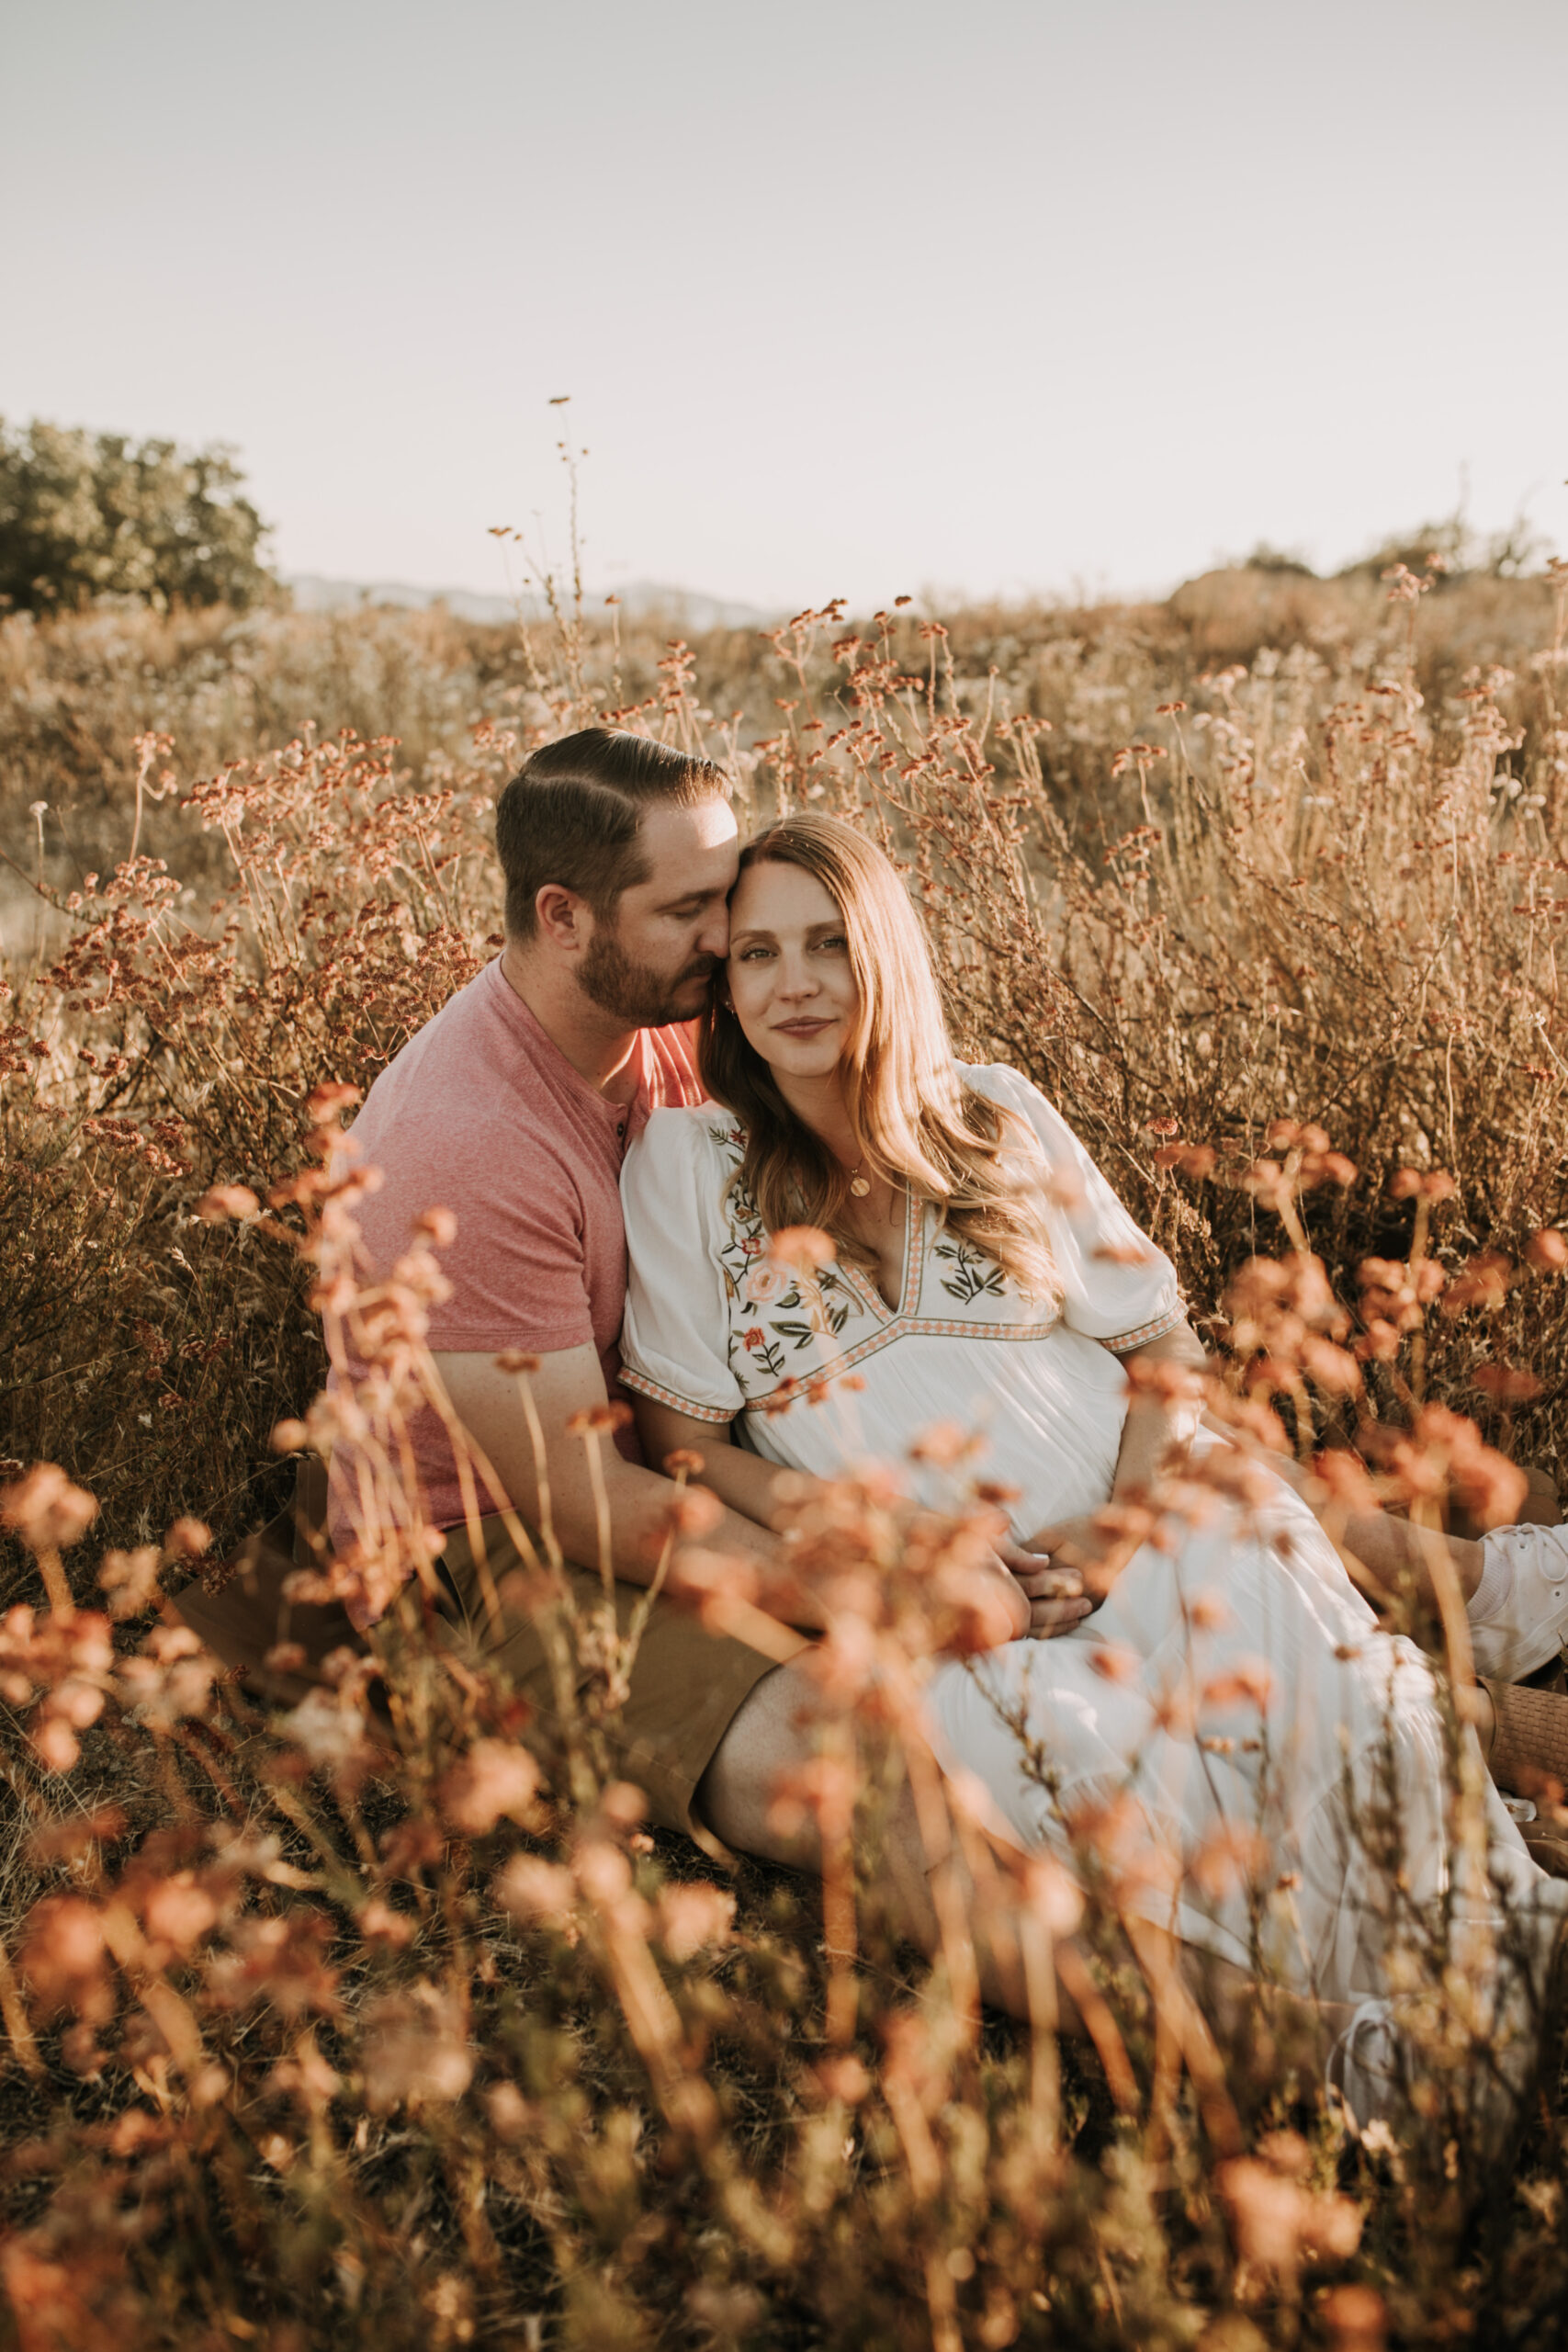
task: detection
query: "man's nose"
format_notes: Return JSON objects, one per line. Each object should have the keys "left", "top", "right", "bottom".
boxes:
{"left": 698, "top": 907, "right": 729, "bottom": 959}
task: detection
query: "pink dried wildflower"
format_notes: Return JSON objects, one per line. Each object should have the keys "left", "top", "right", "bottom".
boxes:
{"left": 361, "top": 1983, "right": 473, "bottom": 2112}
{"left": 437, "top": 1739, "right": 542, "bottom": 1836}
{"left": 1, "top": 1464, "right": 98, "bottom": 1557}
{"left": 656, "top": 1883, "right": 736, "bottom": 1962}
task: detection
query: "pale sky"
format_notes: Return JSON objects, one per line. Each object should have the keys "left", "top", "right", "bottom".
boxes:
{"left": 6, "top": 0, "right": 1565, "bottom": 609}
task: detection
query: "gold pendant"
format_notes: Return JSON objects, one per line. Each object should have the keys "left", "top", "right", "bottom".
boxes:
{"left": 849, "top": 1175, "right": 872, "bottom": 1198}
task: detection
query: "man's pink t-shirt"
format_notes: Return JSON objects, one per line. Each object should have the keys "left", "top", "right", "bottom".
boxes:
{"left": 336, "top": 956, "right": 702, "bottom": 1539}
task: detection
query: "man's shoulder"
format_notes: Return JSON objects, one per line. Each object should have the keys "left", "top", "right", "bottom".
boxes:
{"left": 352, "top": 963, "right": 575, "bottom": 1170}
{"left": 357, "top": 960, "right": 498, "bottom": 1086}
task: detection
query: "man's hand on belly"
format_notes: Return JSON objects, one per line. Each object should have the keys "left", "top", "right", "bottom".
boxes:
{"left": 964, "top": 1546, "right": 1035, "bottom": 1645}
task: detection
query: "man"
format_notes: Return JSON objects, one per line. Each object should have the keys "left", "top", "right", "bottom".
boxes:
{"left": 183, "top": 727, "right": 1072, "bottom": 1973}
{"left": 339, "top": 724, "right": 844, "bottom": 1849}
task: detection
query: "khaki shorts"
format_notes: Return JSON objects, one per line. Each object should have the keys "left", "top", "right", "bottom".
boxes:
{"left": 408, "top": 1519, "right": 783, "bottom": 1842}
{"left": 171, "top": 1466, "right": 358, "bottom": 1707}
{"left": 176, "top": 1469, "right": 782, "bottom": 1845}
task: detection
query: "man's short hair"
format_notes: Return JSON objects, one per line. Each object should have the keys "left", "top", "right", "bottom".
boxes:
{"left": 495, "top": 727, "right": 729, "bottom": 941}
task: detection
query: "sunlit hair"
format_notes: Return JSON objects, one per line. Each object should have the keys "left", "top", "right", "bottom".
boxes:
{"left": 495, "top": 727, "right": 728, "bottom": 941}
{"left": 698, "top": 813, "right": 1060, "bottom": 1303}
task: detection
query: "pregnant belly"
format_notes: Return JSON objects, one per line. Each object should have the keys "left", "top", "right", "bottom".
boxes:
{"left": 742, "top": 1324, "right": 1129, "bottom": 1531}
{"left": 864, "top": 1327, "right": 1128, "bottom": 1535}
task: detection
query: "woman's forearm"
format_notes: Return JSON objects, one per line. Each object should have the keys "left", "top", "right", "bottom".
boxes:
{"left": 1110, "top": 1323, "right": 1206, "bottom": 1499}
{"left": 1112, "top": 1401, "right": 1190, "bottom": 1497}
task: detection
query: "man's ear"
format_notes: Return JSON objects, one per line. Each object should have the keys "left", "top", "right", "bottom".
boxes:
{"left": 534, "top": 883, "right": 590, "bottom": 952}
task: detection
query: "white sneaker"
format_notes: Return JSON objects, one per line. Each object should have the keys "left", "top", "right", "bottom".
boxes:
{"left": 1469, "top": 1523, "right": 1568, "bottom": 1683}
{"left": 1327, "top": 1939, "right": 1555, "bottom": 2173}
{"left": 1326, "top": 1998, "right": 1410, "bottom": 2140}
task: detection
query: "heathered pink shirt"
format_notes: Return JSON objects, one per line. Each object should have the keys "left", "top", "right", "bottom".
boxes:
{"left": 337, "top": 956, "right": 702, "bottom": 1541}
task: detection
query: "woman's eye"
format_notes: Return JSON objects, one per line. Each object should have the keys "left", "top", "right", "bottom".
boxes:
{"left": 816, "top": 934, "right": 848, "bottom": 953}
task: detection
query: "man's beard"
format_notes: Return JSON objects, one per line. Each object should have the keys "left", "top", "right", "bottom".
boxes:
{"left": 578, "top": 924, "right": 716, "bottom": 1029}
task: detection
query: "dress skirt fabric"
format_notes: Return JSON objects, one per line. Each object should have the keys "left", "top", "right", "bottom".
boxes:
{"left": 619, "top": 1062, "right": 1566, "bottom": 2007}
{"left": 925, "top": 1432, "right": 1556, "bottom": 2005}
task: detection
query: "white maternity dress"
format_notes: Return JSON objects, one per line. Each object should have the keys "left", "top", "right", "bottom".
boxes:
{"left": 620, "top": 1063, "right": 1561, "bottom": 2009}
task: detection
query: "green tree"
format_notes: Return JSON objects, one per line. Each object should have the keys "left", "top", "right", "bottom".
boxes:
{"left": 0, "top": 417, "right": 277, "bottom": 613}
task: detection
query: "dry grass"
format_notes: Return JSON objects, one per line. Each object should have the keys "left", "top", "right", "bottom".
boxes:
{"left": 4, "top": 557, "right": 1568, "bottom": 2349}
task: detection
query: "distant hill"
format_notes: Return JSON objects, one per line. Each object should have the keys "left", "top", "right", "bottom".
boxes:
{"left": 285, "top": 574, "right": 776, "bottom": 632}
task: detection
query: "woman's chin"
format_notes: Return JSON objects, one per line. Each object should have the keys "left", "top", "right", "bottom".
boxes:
{"left": 759, "top": 1046, "right": 840, "bottom": 1083}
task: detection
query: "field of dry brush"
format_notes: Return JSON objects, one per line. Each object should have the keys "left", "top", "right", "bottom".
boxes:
{"left": 4, "top": 557, "right": 1568, "bottom": 2349}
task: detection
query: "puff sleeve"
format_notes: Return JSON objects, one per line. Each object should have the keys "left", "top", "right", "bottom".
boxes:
{"left": 619, "top": 1110, "right": 747, "bottom": 1423}
{"left": 959, "top": 1063, "right": 1186, "bottom": 1352}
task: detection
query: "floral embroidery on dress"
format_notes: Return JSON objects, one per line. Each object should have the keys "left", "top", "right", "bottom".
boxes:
{"left": 618, "top": 1076, "right": 1188, "bottom": 1430}
{"left": 933, "top": 1233, "right": 1008, "bottom": 1305}
{"left": 673, "top": 1114, "right": 1091, "bottom": 1412}
{"left": 705, "top": 1121, "right": 867, "bottom": 1396}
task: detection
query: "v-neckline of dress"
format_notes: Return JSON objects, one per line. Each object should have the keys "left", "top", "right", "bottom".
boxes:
{"left": 840, "top": 1186, "right": 921, "bottom": 1325}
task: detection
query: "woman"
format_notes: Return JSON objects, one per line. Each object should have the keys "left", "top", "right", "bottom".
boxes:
{"left": 618, "top": 812, "right": 1567, "bottom": 2132}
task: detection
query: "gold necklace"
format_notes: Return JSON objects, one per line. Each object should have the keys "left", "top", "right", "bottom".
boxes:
{"left": 847, "top": 1158, "right": 872, "bottom": 1200}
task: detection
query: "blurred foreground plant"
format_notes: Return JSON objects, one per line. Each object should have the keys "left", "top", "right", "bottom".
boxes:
{"left": 6, "top": 559, "right": 1568, "bottom": 2345}
{"left": 3, "top": 1089, "right": 1567, "bottom": 2347}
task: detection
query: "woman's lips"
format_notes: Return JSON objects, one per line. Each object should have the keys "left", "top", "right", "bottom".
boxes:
{"left": 772, "top": 1017, "right": 834, "bottom": 1036}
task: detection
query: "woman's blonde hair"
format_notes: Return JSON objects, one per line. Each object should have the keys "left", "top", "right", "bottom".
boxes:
{"left": 698, "top": 813, "right": 1060, "bottom": 1302}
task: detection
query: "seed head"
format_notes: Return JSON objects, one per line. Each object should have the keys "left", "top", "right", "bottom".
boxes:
{"left": 769, "top": 1225, "right": 837, "bottom": 1276}
{"left": 1, "top": 1465, "right": 97, "bottom": 1556}
{"left": 195, "top": 1185, "right": 259, "bottom": 1224}
{"left": 566, "top": 1401, "right": 634, "bottom": 1436}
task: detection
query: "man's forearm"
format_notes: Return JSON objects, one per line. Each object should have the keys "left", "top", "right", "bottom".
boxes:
{"left": 558, "top": 1461, "right": 838, "bottom": 1633}
{"left": 638, "top": 1422, "right": 811, "bottom": 1537}
{"left": 553, "top": 1455, "right": 771, "bottom": 1583}
{"left": 429, "top": 1344, "right": 820, "bottom": 1617}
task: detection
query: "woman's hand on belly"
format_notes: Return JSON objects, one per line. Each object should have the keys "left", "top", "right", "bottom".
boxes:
{"left": 1006, "top": 1552, "right": 1090, "bottom": 1646}
{"left": 1019, "top": 1511, "right": 1147, "bottom": 1609}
